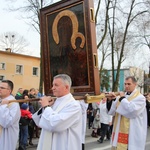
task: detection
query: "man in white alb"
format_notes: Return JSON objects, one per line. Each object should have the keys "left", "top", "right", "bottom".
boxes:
{"left": 0, "top": 80, "right": 21, "bottom": 150}
{"left": 107, "top": 76, "right": 147, "bottom": 150}
{"left": 33, "top": 74, "right": 82, "bottom": 150}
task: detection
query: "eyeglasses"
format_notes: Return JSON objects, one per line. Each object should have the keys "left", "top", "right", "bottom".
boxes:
{"left": 124, "top": 83, "right": 131, "bottom": 85}
{"left": 0, "top": 87, "right": 9, "bottom": 90}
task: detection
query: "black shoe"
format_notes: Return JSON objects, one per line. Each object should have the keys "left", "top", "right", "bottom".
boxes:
{"left": 18, "top": 145, "right": 25, "bottom": 150}
{"left": 105, "top": 138, "right": 110, "bottom": 141}
{"left": 29, "top": 142, "right": 34, "bottom": 146}
{"left": 97, "top": 139, "right": 103, "bottom": 143}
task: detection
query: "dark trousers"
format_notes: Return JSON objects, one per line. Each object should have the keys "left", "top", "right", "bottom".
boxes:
{"left": 19, "top": 125, "right": 28, "bottom": 150}
{"left": 82, "top": 143, "right": 84, "bottom": 150}
{"left": 99, "top": 123, "right": 110, "bottom": 141}
{"left": 146, "top": 101, "right": 150, "bottom": 126}
{"left": 88, "top": 115, "right": 94, "bottom": 129}
{"left": 28, "top": 124, "right": 34, "bottom": 142}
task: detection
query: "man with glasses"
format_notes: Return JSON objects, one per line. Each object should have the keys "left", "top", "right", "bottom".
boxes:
{"left": 0, "top": 80, "right": 21, "bottom": 150}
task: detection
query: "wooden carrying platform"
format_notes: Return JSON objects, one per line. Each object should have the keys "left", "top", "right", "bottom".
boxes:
{"left": 40, "top": 0, "right": 100, "bottom": 96}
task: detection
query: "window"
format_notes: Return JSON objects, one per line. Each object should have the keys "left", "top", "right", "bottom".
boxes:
{"left": 0, "top": 63, "right": 5, "bottom": 70}
{"left": 0, "top": 75, "right": 4, "bottom": 81}
{"left": 33, "top": 67, "right": 38, "bottom": 76}
{"left": 16, "top": 65, "right": 23, "bottom": 74}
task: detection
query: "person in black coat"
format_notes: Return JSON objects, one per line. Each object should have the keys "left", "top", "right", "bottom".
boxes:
{"left": 145, "top": 94, "right": 150, "bottom": 127}
{"left": 28, "top": 88, "right": 36, "bottom": 145}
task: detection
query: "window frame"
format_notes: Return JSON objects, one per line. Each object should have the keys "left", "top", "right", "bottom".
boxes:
{"left": 32, "top": 67, "right": 39, "bottom": 76}
{"left": 0, "top": 62, "right": 5, "bottom": 70}
{"left": 16, "top": 65, "right": 23, "bottom": 74}
{"left": 0, "top": 75, "right": 5, "bottom": 81}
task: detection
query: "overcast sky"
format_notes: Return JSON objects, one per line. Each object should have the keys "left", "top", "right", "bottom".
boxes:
{"left": 0, "top": 1, "right": 40, "bottom": 57}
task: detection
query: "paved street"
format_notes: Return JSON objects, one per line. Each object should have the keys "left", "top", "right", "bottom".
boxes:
{"left": 85, "top": 128, "right": 150, "bottom": 150}
{"left": 23, "top": 127, "right": 150, "bottom": 150}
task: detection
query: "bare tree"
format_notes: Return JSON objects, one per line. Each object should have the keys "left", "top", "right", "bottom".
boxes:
{"left": 5, "top": 0, "right": 60, "bottom": 93}
{"left": 0, "top": 32, "right": 29, "bottom": 53}
{"left": 94, "top": 0, "right": 149, "bottom": 91}
{"left": 6, "top": 0, "right": 57, "bottom": 33}
{"left": 94, "top": 0, "right": 112, "bottom": 90}
{"left": 98, "top": 35, "right": 112, "bottom": 72}
{"left": 133, "top": 15, "right": 150, "bottom": 51}
{"left": 95, "top": 0, "right": 111, "bottom": 49}
{"left": 107, "top": 0, "right": 148, "bottom": 91}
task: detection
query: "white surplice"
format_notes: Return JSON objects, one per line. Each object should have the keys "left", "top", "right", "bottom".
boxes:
{"left": 33, "top": 93, "right": 82, "bottom": 150}
{"left": 108, "top": 89, "right": 147, "bottom": 150}
{"left": 79, "top": 100, "right": 88, "bottom": 144}
{"left": 0, "top": 95, "right": 21, "bottom": 150}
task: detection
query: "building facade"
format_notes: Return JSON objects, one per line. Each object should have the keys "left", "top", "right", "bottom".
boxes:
{"left": 0, "top": 50, "right": 40, "bottom": 95}
{"left": 108, "top": 67, "right": 145, "bottom": 93}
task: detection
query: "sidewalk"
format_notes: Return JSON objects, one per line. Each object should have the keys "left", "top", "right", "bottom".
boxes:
{"left": 85, "top": 127, "right": 93, "bottom": 137}
{"left": 24, "top": 127, "right": 150, "bottom": 150}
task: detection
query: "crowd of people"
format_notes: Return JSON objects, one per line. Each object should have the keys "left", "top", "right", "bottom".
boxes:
{"left": 87, "top": 99, "right": 113, "bottom": 143}
{"left": 0, "top": 80, "right": 43, "bottom": 150}
{"left": 15, "top": 88, "right": 42, "bottom": 150}
{"left": 0, "top": 75, "right": 149, "bottom": 150}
